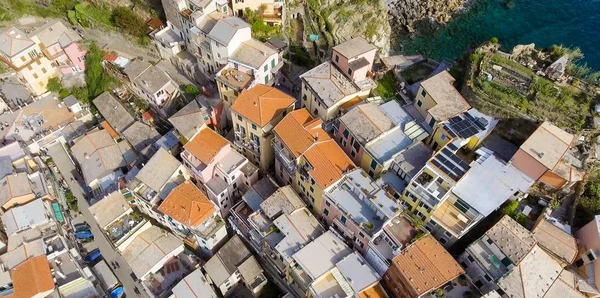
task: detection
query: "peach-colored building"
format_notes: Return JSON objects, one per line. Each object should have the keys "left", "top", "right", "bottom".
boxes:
{"left": 181, "top": 127, "right": 259, "bottom": 216}
{"left": 511, "top": 121, "right": 585, "bottom": 189}
{"left": 575, "top": 216, "right": 600, "bottom": 290}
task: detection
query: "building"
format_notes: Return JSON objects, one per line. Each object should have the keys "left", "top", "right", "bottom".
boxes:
{"left": 398, "top": 145, "right": 532, "bottom": 247}
{"left": 11, "top": 255, "right": 55, "bottom": 298}
{"left": 121, "top": 121, "right": 161, "bottom": 157}
{"left": 1, "top": 199, "right": 52, "bottom": 236}
{"left": 291, "top": 231, "right": 352, "bottom": 291}
{"left": 123, "top": 59, "right": 179, "bottom": 108}
{"left": 460, "top": 216, "right": 592, "bottom": 297}
{"left": 575, "top": 216, "right": 600, "bottom": 291}
{"left": 128, "top": 148, "right": 191, "bottom": 221}
{"left": 181, "top": 127, "right": 259, "bottom": 216}
{"left": 157, "top": 181, "right": 228, "bottom": 257}
{"left": 70, "top": 129, "right": 137, "bottom": 191}
{"left": 92, "top": 92, "right": 136, "bottom": 133}
{"left": 532, "top": 218, "right": 578, "bottom": 266}
{"left": 300, "top": 38, "right": 377, "bottom": 121}
{"left": 308, "top": 252, "right": 384, "bottom": 298}
{"left": 89, "top": 191, "right": 148, "bottom": 247}
{"left": 231, "top": 84, "right": 295, "bottom": 171}
{"left": 0, "top": 27, "right": 58, "bottom": 95}
{"left": 231, "top": 0, "right": 284, "bottom": 25}
{"left": 511, "top": 121, "right": 585, "bottom": 190}
{"left": 28, "top": 20, "right": 87, "bottom": 76}
{"left": 334, "top": 101, "right": 428, "bottom": 177}
{"left": 204, "top": 235, "right": 268, "bottom": 296}
{"left": 426, "top": 108, "right": 497, "bottom": 152}
{"left": 168, "top": 94, "right": 224, "bottom": 142}
{"left": 0, "top": 171, "right": 52, "bottom": 212}
{"left": 322, "top": 168, "right": 401, "bottom": 254}
{"left": 273, "top": 109, "right": 354, "bottom": 212}
{"left": 171, "top": 268, "right": 219, "bottom": 298}
{"left": 120, "top": 225, "right": 195, "bottom": 297}
{"left": 382, "top": 234, "right": 463, "bottom": 298}
{"left": 412, "top": 71, "right": 471, "bottom": 131}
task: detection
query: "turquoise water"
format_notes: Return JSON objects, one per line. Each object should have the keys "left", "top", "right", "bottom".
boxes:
{"left": 393, "top": 0, "right": 600, "bottom": 69}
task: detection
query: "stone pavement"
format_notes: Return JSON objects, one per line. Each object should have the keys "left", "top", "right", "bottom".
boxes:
{"left": 48, "top": 143, "right": 149, "bottom": 298}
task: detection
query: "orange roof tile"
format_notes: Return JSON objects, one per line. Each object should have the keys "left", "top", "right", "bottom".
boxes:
{"left": 12, "top": 255, "right": 54, "bottom": 298}
{"left": 183, "top": 128, "right": 229, "bottom": 164}
{"left": 339, "top": 96, "right": 362, "bottom": 112}
{"left": 231, "top": 85, "right": 295, "bottom": 127}
{"left": 359, "top": 283, "right": 387, "bottom": 298}
{"left": 273, "top": 109, "right": 329, "bottom": 158}
{"left": 100, "top": 120, "right": 119, "bottom": 139}
{"left": 158, "top": 181, "right": 216, "bottom": 227}
{"left": 304, "top": 140, "right": 354, "bottom": 189}
{"left": 391, "top": 235, "right": 464, "bottom": 297}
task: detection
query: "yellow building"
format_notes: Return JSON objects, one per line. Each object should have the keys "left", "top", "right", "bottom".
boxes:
{"left": 0, "top": 27, "right": 59, "bottom": 95}
{"left": 272, "top": 109, "right": 354, "bottom": 214}
{"left": 413, "top": 71, "right": 471, "bottom": 140}
{"left": 231, "top": 84, "right": 295, "bottom": 172}
{"left": 427, "top": 108, "right": 497, "bottom": 152}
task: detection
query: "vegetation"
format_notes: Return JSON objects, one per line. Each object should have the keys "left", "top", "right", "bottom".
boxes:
{"left": 289, "top": 45, "right": 315, "bottom": 68}
{"left": 500, "top": 200, "right": 519, "bottom": 216}
{"left": 184, "top": 84, "right": 200, "bottom": 97}
{"left": 46, "top": 77, "right": 63, "bottom": 93}
{"left": 490, "top": 37, "right": 499, "bottom": 45}
{"left": 242, "top": 8, "right": 282, "bottom": 41}
{"left": 112, "top": 7, "right": 150, "bottom": 38}
{"left": 549, "top": 45, "right": 600, "bottom": 84}
{"left": 65, "top": 191, "right": 79, "bottom": 212}
{"left": 374, "top": 73, "right": 399, "bottom": 101}
{"left": 85, "top": 42, "right": 118, "bottom": 101}
{"left": 575, "top": 180, "right": 600, "bottom": 226}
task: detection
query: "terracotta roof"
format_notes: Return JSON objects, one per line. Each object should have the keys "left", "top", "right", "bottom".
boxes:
{"left": 273, "top": 109, "right": 329, "bottom": 158}
{"left": 231, "top": 85, "right": 295, "bottom": 127}
{"left": 158, "top": 181, "right": 215, "bottom": 227}
{"left": 303, "top": 140, "right": 354, "bottom": 189}
{"left": 183, "top": 128, "right": 229, "bottom": 164}
{"left": 11, "top": 255, "right": 54, "bottom": 298}
{"left": 391, "top": 235, "right": 464, "bottom": 297}
{"left": 359, "top": 284, "right": 387, "bottom": 298}
{"left": 103, "top": 53, "right": 118, "bottom": 62}
{"left": 100, "top": 120, "right": 119, "bottom": 139}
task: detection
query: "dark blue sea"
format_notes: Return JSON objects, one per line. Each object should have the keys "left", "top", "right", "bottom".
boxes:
{"left": 393, "top": 0, "right": 600, "bottom": 70}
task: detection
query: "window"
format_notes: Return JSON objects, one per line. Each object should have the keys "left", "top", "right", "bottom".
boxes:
{"left": 342, "top": 140, "right": 347, "bottom": 147}
{"left": 324, "top": 208, "right": 329, "bottom": 216}
{"left": 431, "top": 142, "right": 438, "bottom": 151}
{"left": 264, "top": 74, "right": 269, "bottom": 84}
{"left": 484, "top": 275, "right": 492, "bottom": 282}
{"left": 217, "top": 53, "right": 221, "bottom": 59}
{"left": 335, "top": 55, "right": 339, "bottom": 62}
{"left": 20, "top": 56, "right": 26, "bottom": 62}
{"left": 33, "top": 73, "right": 38, "bottom": 79}
{"left": 271, "top": 59, "right": 275, "bottom": 68}
{"left": 311, "top": 178, "right": 315, "bottom": 185}
{"left": 440, "top": 133, "right": 446, "bottom": 141}
{"left": 351, "top": 150, "right": 356, "bottom": 158}
{"left": 370, "top": 159, "right": 377, "bottom": 170}
{"left": 325, "top": 200, "right": 331, "bottom": 207}
{"left": 313, "top": 108, "right": 318, "bottom": 115}
{"left": 264, "top": 64, "right": 268, "bottom": 72}
{"left": 343, "top": 129, "right": 349, "bottom": 138}
{"left": 347, "top": 68, "right": 352, "bottom": 76}
{"left": 444, "top": 231, "right": 452, "bottom": 238}
{"left": 340, "top": 216, "right": 347, "bottom": 224}
{"left": 474, "top": 280, "right": 483, "bottom": 288}
{"left": 310, "top": 186, "right": 314, "bottom": 193}
{"left": 368, "top": 170, "right": 374, "bottom": 177}
{"left": 252, "top": 124, "right": 257, "bottom": 130}
{"left": 302, "top": 94, "right": 307, "bottom": 101}
{"left": 460, "top": 261, "right": 468, "bottom": 268}
{"left": 421, "top": 89, "right": 427, "bottom": 97}
{"left": 416, "top": 100, "right": 422, "bottom": 107}
{"left": 41, "top": 68, "right": 46, "bottom": 73}
{"left": 587, "top": 252, "right": 596, "bottom": 261}
{"left": 439, "top": 237, "right": 448, "bottom": 245}
{"left": 233, "top": 182, "right": 237, "bottom": 189}
{"left": 237, "top": 115, "right": 242, "bottom": 121}
{"left": 29, "top": 50, "right": 37, "bottom": 58}
{"left": 352, "top": 138, "right": 360, "bottom": 151}
{"left": 467, "top": 255, "right": 475, "bottom": 263}
{"left": 428, "top": 117, "right": 436, "bottom": 128}
{"left": 27, "top": 65, "right": 32, "bottom": 70}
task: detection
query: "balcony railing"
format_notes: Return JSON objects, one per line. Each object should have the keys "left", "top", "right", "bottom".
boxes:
{"left": 196, "top": 215, "right": 225, "bottom": 238}
{"left": 235, "top": 130, "right": 246, "bottom": 139}
{"left": 409, "top": 183, "right": 443, "bottom": 209}
{"left": 273, "top": 141, "right": 296, "bottom": 173}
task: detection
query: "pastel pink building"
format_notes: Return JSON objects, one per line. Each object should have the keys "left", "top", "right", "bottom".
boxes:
{"left": 181, "top": 127, "right": 258, "bottom": 216}
{"left": 60, "top": 42, "right": 87, "bottom": 75}
{"left": 29, "top": 21, "right": 87, "bottom": 76}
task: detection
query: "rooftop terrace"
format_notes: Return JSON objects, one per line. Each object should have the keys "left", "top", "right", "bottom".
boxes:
{"left": 217, "top": 67, "right": 252, "bottom": 91}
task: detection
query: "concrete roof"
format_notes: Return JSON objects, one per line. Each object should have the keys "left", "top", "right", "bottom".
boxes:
{"left": 204, "top": 235, "right": 251, "bottom": 285}
{"left": 89, "top": 191, "right": 131, "bottom": 228}
{"left": 123, "top": 59, "right": 152, "bottom": 80}
{"left": 273, "top": 208, "right": 324, "bottom": 261}
{"left": 420, "top": 71, "right": 471, "bottom": 121}
{"left": 242, "top": 177, "right": 279, "bottom": 211}
{"left": 497, "top": 246, "right": 563, "bottom": 298}
{"left": 340, "top": 103, "right": 395, "bottom": 145}
{"left": 301, "top": 62, "right": 360, "bottom": 108}
{"left": 532, "top": 218, "right": 578, "bottom": 264}
{"left": 71, "top": 129, "right": 115, "bottom": 164}
{"left": 135, "top": 148, "right": 181, "bottom": 192}
{"left": 2, "top": 199, "right": 48, "bottom": 236}
{"left": 332, "top": 37, "right": 376, "bottom": 59}
{"left": 121, "top": 225, "right": 183, "bottom": 278}
{"left": 0, "top": 156, "right": 13, "bottom": 180}
{"left": 0, "top": 172, "right": 33, "bottom": 207}
{"left": 29, "top": 21, "right": 80, "bottom": 48}
{"left": 61, "top": 121, "right": 87, "bottom": 143}
{"left": 292, "top": 231, "right": 352, "bottom": 280}
{"left": 452, "top": 151, "right": 533, "bottom": 216}
{"left": 519, "top": 121, "right": 574, "bottom": 170}
{"left": 230, "top": 39, "right": 277, "bottom": 69}
{"left": 485, "top": 215, "right": 537, "bottom": 265}
{"left": 121, "top": 121, "right": 161, "bottom": 153}
{"left": 0, "top": 27, "right": 34, "bottom": 57}
{"left": 208, "top": 17, "right": 250, "bottom": 46}
{"left": 93, "top": 92, "right": 135, "bottom": 133}
{"left": 134, "top": 65, "right": 173, "bottom": 95}
{"left": 0, "top": 141, "right": 26, "bottom": 162}
{"left": 168, "top": 98, "right": 210, "bottom": 141}
{"left": 336, "top": 253, "right": 380, "bottom": 293}
{"left": 260, "top": 186, "right": 305, "bottom": 219}
{"left": 172, "top": 268, "right": 218, "bottom": 298}
{"left": 238, "top": 256, "right": 263, "bottom": 284}
{"left": 392, "top": 142, "right": 433, "bottom": 178}
{"left": 0, "top": 238, "right": 45, "bottom": 270}
{"left": 62, "top": 95, "right": 79, "bottom": 108}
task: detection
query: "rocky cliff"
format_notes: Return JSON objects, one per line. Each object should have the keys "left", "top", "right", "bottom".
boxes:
{"left": 301, "top": 0, "right": 392, "bottom": 56}
{"left": 387, "top": 0, "right": 466, "bottom": 32}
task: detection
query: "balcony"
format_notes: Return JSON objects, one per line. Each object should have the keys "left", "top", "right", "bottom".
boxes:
{"left": 216, "top": 67, "right": 252, "bottom": 91}
{"left": 430, "top": 194, "right": 483, "bottom": 237}
{"left": 333, "top": 218, "right": 354, "bottom": 239}
{"left": 270, "top": 61, "right": 284, "bottom": 74}
{"left": 273, "top": 140, "right": 296, "bottom": 173}
{"left": 196, "top": 215, "right": 225, "bottom": 239}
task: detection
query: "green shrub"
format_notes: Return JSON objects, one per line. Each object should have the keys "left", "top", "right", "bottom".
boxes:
{"left": 490, "top": 37, "right": 499, "bottom": 44}
{"left": 184, "top": 84, "right": 200, "bottom": 96}
{"left": 67, "top": 10, "right": 77, "bottom": 24}
{"left": 112, "top": 6, "right": 149, "bottom": 37}
{"left": 47, "top": 77, "right": 62, "bottom": 93}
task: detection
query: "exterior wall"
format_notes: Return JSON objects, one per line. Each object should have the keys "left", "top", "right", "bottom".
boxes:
{"left": 195, "top": 223, "right": 228, "bottom": 255}
{"left": 382, "top": 263, "right": 417, "bottom": 298}
{"left": 2, "top": 194, "right": 37, "bottom": 211}
{"left": 294, "top": 157, "right": 326, "bottom": 212}
{"left": 1, "top": 43, "right": 59, "bottom": 95}
{"left": 575, "top": 219, "right": 600, "bottom": 254}
{"left": 300, "top": 82, "right": 370, "bottom": 122}
{"left": 365, "top": 246, "right": 390, "bottom": 276}
{"left": 413, "top": 86, "right": 437, "bottom": 120}
{"left": 218, "top": 272, "right": 242, "bottom": 296}
{"left": 63, "top": 42, "right": 87, "bottom": 73}
{"left": 334, "top": 123, "right": 383, "bottom": 177}
{"left": 511, "top": 149, "right": 547, "bottom": 181}
{"left": 429, "top": 126, "right": 451, "bottom": 151}
{"left": 232, "top": 0, "right": 283, "bottom": 25}
{"left": 539, "top": 170, "right": 567, "bottom": 189}
{"left": 321, "top": 199, "right": 370, "bottom": 253}
{"left": 184, "top": 144, "right": 233, "bottom": 183}
{"left": 331, "top": 48, "right": 376, "bottom": 82}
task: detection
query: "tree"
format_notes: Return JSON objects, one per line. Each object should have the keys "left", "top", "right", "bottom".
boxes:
{"left": 46, "top": 77, "right": 62, "bottom": 93}
{"left": 490, "top": 37, "right": 499, "bottom": 45}
{"left": 112, "top": 7, "right": 148, "bottom": 37}
{"left": 184, "top": 84, "right": 200, "bottom": 96}
{"left": 85, "top": 42, "right": 114, "bottom": 103}
{"left": 501, "top": 200, "right": 518, "bottom": 216}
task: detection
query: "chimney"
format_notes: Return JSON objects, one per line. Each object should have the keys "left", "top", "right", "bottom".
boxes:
{"left": 538, "top": 151, "right": 545, "bottom": 158}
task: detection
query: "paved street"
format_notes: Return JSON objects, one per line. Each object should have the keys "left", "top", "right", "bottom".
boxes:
{"left": 48, "top": 143, "right": 148, "bottom": 298}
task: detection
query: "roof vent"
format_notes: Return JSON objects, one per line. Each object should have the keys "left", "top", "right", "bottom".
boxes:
{"left": 538, "top": 151, "right": 545, "bottom": 158}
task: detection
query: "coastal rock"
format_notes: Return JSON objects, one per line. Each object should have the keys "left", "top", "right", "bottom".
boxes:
{"left": 387, "top": 0, "right": 465, "bottom": 31}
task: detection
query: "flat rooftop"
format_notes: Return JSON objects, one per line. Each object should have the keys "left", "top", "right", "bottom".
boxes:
{"left": 216, "top": 67, "right": 252, "bottom": 91}
{"left": 301, "top": 62, "right": 359, "bottom": 108}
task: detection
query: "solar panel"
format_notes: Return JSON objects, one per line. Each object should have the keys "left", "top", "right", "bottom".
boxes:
{"left": 446, "top": 143, "right": 458, "bottom": 151}
{"left": 444, "top": 124, "right": 457, "bottom": 138}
